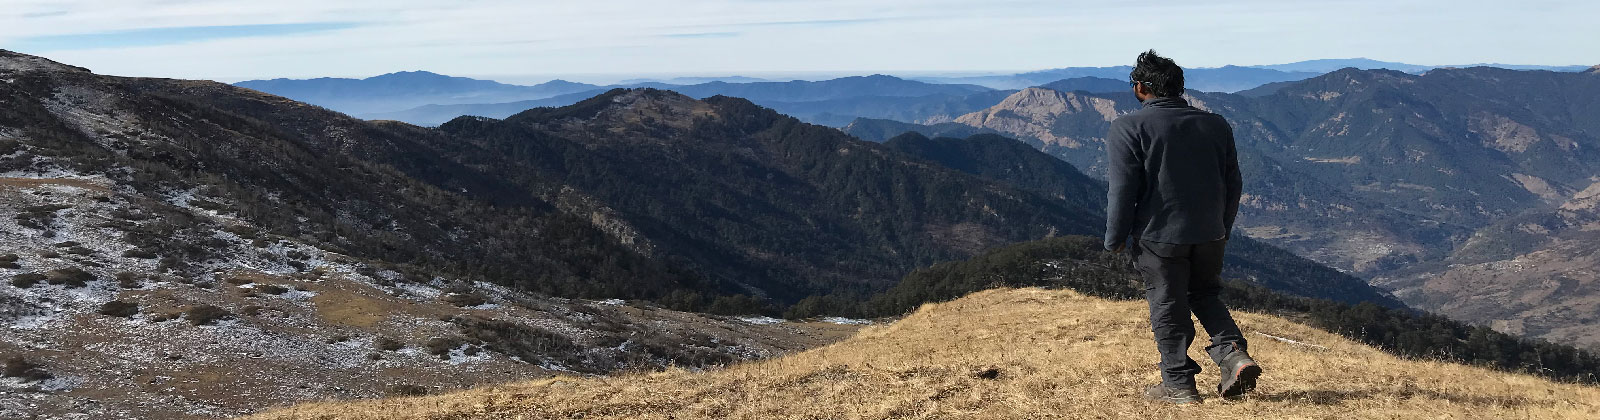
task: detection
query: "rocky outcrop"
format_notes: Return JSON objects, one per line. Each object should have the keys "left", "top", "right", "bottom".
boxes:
{"left": 953, "top": 88, "right": 1119, "bottom": 148}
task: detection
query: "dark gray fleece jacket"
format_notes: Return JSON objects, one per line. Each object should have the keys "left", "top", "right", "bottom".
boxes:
{"left": 1103, "top": 96, "right": 1241, "bottom": 250}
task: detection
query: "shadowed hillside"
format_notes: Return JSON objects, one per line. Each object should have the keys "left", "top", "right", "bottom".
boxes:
{"left": 248, "top": 287, "right": 1600, "bottom": 419}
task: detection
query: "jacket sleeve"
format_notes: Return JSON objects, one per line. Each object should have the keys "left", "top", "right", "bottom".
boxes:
{"left": 1221, "top": 121, "right": 1242, "bottom": 237}
{"left": 1104, "top": 119, "right": 1142, "bottom": 250}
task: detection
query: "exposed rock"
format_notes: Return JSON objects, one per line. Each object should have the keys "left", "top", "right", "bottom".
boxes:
{"left": 953, "top": 88, "right": 1119, "bottom": 149}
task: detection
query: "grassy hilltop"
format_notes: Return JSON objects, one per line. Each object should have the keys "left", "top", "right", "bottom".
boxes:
{"left": 250, "top": 287, "right": 1600, "bottom": 419}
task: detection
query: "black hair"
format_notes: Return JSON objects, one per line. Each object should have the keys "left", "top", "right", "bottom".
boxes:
{"left": 1129, "top": 50, "right": 1185, "bottom": 97}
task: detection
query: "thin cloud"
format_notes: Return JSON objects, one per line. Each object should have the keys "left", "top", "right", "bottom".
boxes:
{"left": 20, "top": 10, "right": 70, "bottom": 18}
{"left": 13, "top": 22, "right": 361, "bottom": 51}
{"left": 661, "top": 32, "right": 743, "bottom": 39}
{"left": 730, "top": 18, "right": 890, "bottom": 28}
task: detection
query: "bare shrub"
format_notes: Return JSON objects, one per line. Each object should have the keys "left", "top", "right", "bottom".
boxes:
{"left": 186, "top": 305, "right": 233, "bottom": 326}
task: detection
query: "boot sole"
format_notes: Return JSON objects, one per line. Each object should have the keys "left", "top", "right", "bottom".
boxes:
{"left": 1147, "top": 395, "right": 1203, "bottom": 405}
{"left": 1219, "top": 363, "right": 1261, "bottom": 399}
{"left": 1145, "top": 386, "right": 1204, "bottom": 404}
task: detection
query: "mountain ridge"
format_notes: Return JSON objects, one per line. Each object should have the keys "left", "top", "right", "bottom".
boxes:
{"left": 4, "top": 51, "right": 1075, "bottom": 417}
{"left": 358, "top": 74, "right": 1003, "bottom": 126}
{"left": 1037, "top": 76, "right": 1130, "bottom": 94}
{"left": 915, "top": 65, "right": 1323, "bottom": 92}
{"left": 426, "top": 86, "right": 1111, "bottom": 303}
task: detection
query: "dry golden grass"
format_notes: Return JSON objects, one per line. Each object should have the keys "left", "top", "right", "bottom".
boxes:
{"left": 248, "top": 288, "right": 1600, "bottom": 419}
{"left": 0, "top": 176, "right": 111, "bottom": 192}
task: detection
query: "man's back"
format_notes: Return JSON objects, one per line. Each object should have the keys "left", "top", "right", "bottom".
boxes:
{"left": 1103, "top": 96, "right": 1241, "bottom": 249}
{"left": 1110, "top": 50, "right": 1259, "bottom": 404}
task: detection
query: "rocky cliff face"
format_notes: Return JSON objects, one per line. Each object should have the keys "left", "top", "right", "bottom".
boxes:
{"left": 953, "top": 87, "right": 1122, "bottom": 150}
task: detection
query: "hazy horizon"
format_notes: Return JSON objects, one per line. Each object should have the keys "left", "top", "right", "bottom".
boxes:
{"left": 4, "top": 1, "right": 1597, "bottom": 82}
{"left": 221, "top": 57, "right": 1594, "bottom": 86}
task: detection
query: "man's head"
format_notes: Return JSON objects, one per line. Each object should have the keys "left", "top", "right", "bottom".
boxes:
{"left": 1129, "top": 50, "right": 1185, "bottom": 101}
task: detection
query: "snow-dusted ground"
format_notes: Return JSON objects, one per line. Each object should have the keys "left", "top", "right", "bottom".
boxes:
{"left": 0, "top": 54, "right": 81, "bottom": 73}
{"left": 0, "top": 170, "right": 862, "bottom": 419}
{"left": 737, "top": 315, "right": 786, "bottom": 325}
{"left": 0, "top": 70, "right": 867, "bottom": 417}
{"left": 821, "top": 317, "right": 873, "bottom": 325}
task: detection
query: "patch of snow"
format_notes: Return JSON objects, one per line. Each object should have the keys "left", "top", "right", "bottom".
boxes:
{"left": 164, "top": 188, "right": 197, "bottom": 208}
{"left": 538, "top": 361, "right": 575, "bottom": 373}
{"left": 392, "top": 282, "right": 442, "bottom": 300}
{"left": 469, "top": 280, "right": 516, "bottom": 296}
{"left": 279, "top": 289, "right": 317, "bottom": 300}
{"left": 34, "top": 375, "right": 81, "bottom": 392}
{"left": 0, "top": 55, "right": 81, "bottom": 73}
{"left": 737, "top": 316, "right": 785, "bottom": 325}
{"left": 728, "top": 346, "right": 769, "bottom": 360}
{"left": 596, "top": 299, "right": 625, "bottom": 306}
{"left": 197, "top": 318, "right": 244, "bottom": 329}
{"left": 8, "top": 311, "right": 63, "bottom": 330}
{"left": 0, "top": 375, "right": 77, "bottom": 392}
{"left": 0, "top": 166, "right": 84, "bottom": 179}
{"left": 444, "top": 345, "right": 491, "bottom": 366}
{"left": 820, "top": 317, "right": 872, "bottom": 325}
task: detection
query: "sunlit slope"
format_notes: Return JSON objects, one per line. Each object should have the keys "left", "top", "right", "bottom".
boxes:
{"left": 251, "top": 288, "right": 1600, "bottom": 419}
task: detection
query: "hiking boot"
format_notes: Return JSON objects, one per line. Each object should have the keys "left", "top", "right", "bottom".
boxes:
{"left": 1217, "top": 348, "right": 1262, "bottom": 398}
{"left": 1143, "top": 383, "right": 1202, "bottom": 404}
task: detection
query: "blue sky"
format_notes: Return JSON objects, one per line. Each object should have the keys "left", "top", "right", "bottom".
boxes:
{"left": 2, "top": 0, "right": 1596, "bottom": 83}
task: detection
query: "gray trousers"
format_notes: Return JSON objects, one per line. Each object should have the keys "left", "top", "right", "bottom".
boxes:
{"left": 1130, "top": 238, "right": 1247, "bottom": 388}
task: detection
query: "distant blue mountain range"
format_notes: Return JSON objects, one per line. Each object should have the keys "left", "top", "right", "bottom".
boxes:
{"left": 912, "top": 65, "right": 1322, "bottom": 91}
{"left": 1038, "top": 76, "right": 1137, "bottom": 93}
{"left": 354, "top": 75, "right": 998, "bottom": 126}
{"left": 912, "top": 58, "right": 1590, "bottom": 90}
{"left": 1249, "top": 57, "right": 1590, "bottom": 73}
{"left": 619, "top": 76, "right": 775, "bottom": 84}
{"left": 234, "top": 71, "right": 602, "bottom": 114}
{"left": 233, "top": 58, "right": 1592, "bottom": 126}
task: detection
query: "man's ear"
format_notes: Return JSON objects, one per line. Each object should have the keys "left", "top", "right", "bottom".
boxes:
{"left": 1133, "top": 83, "right": 1150, "bottom": 99}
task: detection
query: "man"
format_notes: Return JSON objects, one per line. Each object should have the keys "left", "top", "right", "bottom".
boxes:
{"left": 1104, "top": 50, "right": 1261, "bottom": 404}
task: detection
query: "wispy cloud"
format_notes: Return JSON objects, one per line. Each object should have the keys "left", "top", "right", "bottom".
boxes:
{"left": 20, "top": 10, "right": 69, "bottom": 18}
{"left": 13, "top": 22, "right": 361, "bottom": 51}
{"left": 725, "top": 18, "right": 889, "bottom": 28}
{"left": 660, "top": 31, "right": 742, "bottom": 39}
{"left": 0, "top": 0, "right": 1594, "bottom": 81}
